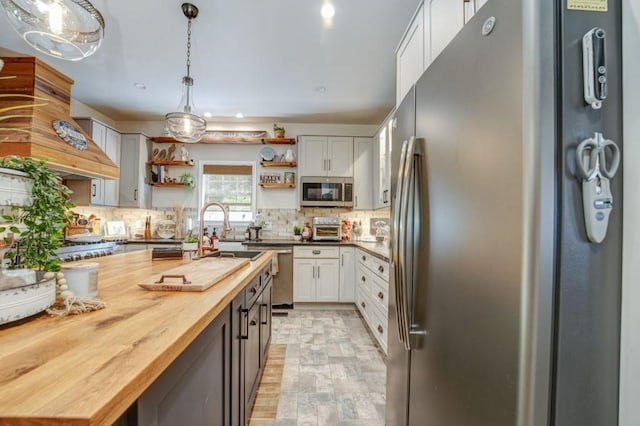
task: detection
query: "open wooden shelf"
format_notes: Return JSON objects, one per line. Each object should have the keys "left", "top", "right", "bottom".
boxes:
{"left": 147, "top": 160, "right": 192, "bottom": 166}
{"left": 260, "top": 161, "right": 297, "bottom": 168}
{"left": 259, "top": 183, "right": 296, "bottom": 189}
{"left": 261, "top": 138, "right": 296, "bottom": 145}
{"left": 149, "top": 136, "right": 296, "bottom": 145}
{"left": 150, "top": 182, "right": 188, "bottom": 187}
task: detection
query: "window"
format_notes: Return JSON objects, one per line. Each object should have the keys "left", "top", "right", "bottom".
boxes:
{"left": 200, "top": 162, "right": 256, "bottom": 222}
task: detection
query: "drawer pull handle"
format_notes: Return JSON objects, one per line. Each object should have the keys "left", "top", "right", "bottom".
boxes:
{"left": 250, "top": 286, "right": 258, "bottom": 294}
{"left": 361, "top": 301, "right": 366, "bottom": 308}
{"left": 250, "top": 319, "right": 257, "bottom": 326}
{"left": 361, "top": 276, "right": 366, "bottom": 282}
{"left": 313, "top": 250, "right": 321, "bottom": 255}
{"left": 378, "top": 265, "right": 384, "bottom": 273}
{"left": 155, "top": 274, "right": 191, "bottom": 285}
{"left": 378, "top": 292, "right": 384, "bottom": 300}
{"left": 377, "top": 325, "right": 384, "bottom": 334}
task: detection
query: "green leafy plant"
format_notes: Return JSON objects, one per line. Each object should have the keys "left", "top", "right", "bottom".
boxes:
{"left": 183, "top": 235, "right": 198, "bottom": 243}
{"left": 180, "top": 172, "right": 195, "bottom": 188}
{"left": 273, "top": 123, "right": 285, "bottom": 138}
{"left": 293, "top": 224, "right": 301, "bottom": 235}
{"left": 0, "top": 157, "right": 75, "bottom": 271}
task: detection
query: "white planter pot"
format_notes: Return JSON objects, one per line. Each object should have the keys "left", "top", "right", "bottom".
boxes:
{"left": 0, "top": 271, "right": 55, "bottom": 325}
{"left": 182, "top": 242, "right": 198, "bottom": 251}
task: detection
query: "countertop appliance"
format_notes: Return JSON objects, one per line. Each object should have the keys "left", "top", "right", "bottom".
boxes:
{"left": 387, "top": 2, "right": 622, "bottom": 426}
{"left": 312, "top": 217, "right": 341, "bottom": 241}
{"left": 300, "top": 177, "right": 353, "bottom": 208}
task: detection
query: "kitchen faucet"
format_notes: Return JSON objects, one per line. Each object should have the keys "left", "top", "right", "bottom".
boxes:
{"left": 197, "top": 201, "right": 231, "bottom": 257}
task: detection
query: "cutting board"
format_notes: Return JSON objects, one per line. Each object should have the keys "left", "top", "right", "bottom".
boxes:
{"left": 138, "top": 258, "right": 250, "bottom": 291}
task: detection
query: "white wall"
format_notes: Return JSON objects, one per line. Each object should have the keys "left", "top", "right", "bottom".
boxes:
{"left": 620, "top": 1, "right": 640, "bottom": 424}
{"left": 70, "top": 99, "right": 118, "bottom": 128}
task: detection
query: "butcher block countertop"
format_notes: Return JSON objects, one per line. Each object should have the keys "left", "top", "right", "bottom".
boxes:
{"left": 0, "top": 249, "right": 272, "bottom": 426}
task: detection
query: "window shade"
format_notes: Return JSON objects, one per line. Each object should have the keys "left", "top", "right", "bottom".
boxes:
{"left": 203, "top": 164, "right": 252, "bottom": 175}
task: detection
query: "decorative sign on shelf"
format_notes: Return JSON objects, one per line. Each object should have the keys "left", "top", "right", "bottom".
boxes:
{"left": 52, "top": 120, "right": 87, "bottom": 151}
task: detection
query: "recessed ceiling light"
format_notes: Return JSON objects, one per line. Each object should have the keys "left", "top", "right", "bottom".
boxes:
{"left": 321, "top": 3, "right": 335, "bottom": 19}
{"left": 316, "top": 86, "right": 327, "bottom": 93}
{"left": 235, "top": 112, "right": 244, "bottom": 119}
{"left": 203, "top": 112, "right": 212, "bottom": 118}
{"left": 133, "top": 82, "right": 146, "bottom": 90}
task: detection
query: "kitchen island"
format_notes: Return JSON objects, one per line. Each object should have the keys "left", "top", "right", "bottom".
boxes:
{"left": 0, "top": 249, "right": 272, "bottom": 425}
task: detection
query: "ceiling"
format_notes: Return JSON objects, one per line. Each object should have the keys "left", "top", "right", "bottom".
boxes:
{"left": 0, "top": 0, "right": 420, "bottom": 125}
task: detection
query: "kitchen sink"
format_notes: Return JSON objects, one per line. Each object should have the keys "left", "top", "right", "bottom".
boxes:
{"left": 201, "top": 250, "right": 265, "bottom": 261}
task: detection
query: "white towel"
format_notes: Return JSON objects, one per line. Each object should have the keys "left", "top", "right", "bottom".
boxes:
{"left": 271, "top": 252, "right": 279, "bottom": 275}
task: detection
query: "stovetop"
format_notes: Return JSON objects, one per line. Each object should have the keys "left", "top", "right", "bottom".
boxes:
{"left": 55, "top": 241, "right": 117, "bottom": 262}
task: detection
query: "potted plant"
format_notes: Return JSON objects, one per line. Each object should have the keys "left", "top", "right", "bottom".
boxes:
{"left": 182, "top": 235, "right": 199, "bottom": 251}
{"left": 293, "top": 224, "right": 301, "bottom": 241}
{"left": 0, "top": 156, "right": 76, "bottom": 324}
{"left": 273, "top": 123, "right": 285, "bottom": 138}
{"left": 0, "top": 157, "right": 74, "bottom": 271}
{"left": 180, "top": 172, "right": 195, "bottom": 188}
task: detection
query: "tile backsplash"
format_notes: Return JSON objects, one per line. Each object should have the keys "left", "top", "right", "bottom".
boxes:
{"left": 71, "top": 206, "right": 390, "bottom": 240}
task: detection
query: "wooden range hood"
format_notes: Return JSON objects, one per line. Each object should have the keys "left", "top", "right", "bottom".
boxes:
{"left": 0, "top": 57, "right": 118, "bottom": 180}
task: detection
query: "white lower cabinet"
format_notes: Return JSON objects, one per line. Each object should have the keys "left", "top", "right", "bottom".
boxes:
{"left": 356, "top": 248, "right": 390, "bottom": 354}
{"left": 339, "top": 247, "right": 355, "bottom": 302}
{"left": 293, "top": 246, "right": 340, "bottom": 302}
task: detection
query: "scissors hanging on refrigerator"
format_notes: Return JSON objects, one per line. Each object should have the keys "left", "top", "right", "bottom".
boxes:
{"left": 575, "top": 132, "right": 621, "bottom": 243}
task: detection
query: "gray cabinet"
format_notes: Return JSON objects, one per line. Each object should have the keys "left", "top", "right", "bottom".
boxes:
{"left": 138, "top": 305, "right": 231, "bottom": 426}
{"left": 120, "top": 134, "right": 151, "bottom": 209}
{"left": 136, "top": 263, "right": 272, "bottom": 426}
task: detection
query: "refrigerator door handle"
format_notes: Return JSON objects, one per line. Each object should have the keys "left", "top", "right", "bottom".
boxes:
{"left": 406, "top": 138, "right": 428, "bottom": 348}
{"left": 401, "top": 136, "right": 420, "bottom": 349}
{"left": 393, "top": 138, "right": 412, "bottom": 350}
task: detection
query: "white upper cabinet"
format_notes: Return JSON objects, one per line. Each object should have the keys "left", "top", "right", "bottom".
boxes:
{"left": 396, "top": 5, "right": 425, "bottom": 105}
{"left": 396, "top": 0, "right": 471, "bottom": 107}
{"left": 299, "top": 136, "right": 353, "bottom": 177}
{"left": 353, "top": 137, "right": 373, "bottom": 210}
{"left": 430, "top": 0, "right": 465, "bottom": 62}
{"left": 119, "top": 134, "right": 151, "bottom": 209}
{"left": 75, "top": 118, "right": 121, "bottom": 206}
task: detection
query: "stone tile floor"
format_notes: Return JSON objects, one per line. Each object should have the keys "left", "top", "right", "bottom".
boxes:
{"left": 250, "top": 308, "right": 387, "bottom": 426}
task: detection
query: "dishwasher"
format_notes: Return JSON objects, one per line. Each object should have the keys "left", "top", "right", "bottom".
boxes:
{"left": 252, "top": 245, "right": 293, "bottom": 314}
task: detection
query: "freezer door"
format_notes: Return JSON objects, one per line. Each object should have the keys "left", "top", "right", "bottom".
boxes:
{"left": 408, "top": 1, "right": 525, "bottom": 424}
{"left": 386, "top": 86, "right": 415, "bottom": 426}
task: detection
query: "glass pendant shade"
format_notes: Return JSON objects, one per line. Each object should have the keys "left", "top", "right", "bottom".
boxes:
{"left": 165, "top": 76, "right": 207, "bottom": 143}
{"left": 0, "top": 0, "right": 105, "bottom": 61}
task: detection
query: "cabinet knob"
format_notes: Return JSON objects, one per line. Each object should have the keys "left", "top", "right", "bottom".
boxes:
{"left": 378, "top": 265, "right": 384, "bottom": 273}
{"left": 378, "top": 292, "right": 384, "bottom": 300}
{"left": 361, "top": 301, "right": 366, "bottom": 309}
{"left": 361, "top": 275, "right": 366, "bottom": 282}
{"left": 377, "top": 325, "right": 384, "bottom": 334}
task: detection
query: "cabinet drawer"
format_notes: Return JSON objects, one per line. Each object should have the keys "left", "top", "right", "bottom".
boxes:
{"left": 294, "top": 246, "right": 339, "bottom": 259}
{"left": 370, "top": 274, "right": 388, "bottom": 315}
{"left": 356, "top": 285, "right": 372, "bottom": 325}
{"left": 356, "top": 263, "right": 374, "bottom": 293}
{"left": 370, "top": 304, "right": 388, "bottom": 354}
{"left": 357, "top": 249, "right": 389, "bottom": 281}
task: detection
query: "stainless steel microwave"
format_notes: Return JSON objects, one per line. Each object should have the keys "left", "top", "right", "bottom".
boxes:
{"left": 300, "top": 177, "right": 354, "bottom": 208}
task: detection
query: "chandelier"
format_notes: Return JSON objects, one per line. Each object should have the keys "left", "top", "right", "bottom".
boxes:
{"left": 0, "top": 0, "right": 105, "bottom": 61}
{"left": 164, "top": 2, "right": 206, "bottom": 143}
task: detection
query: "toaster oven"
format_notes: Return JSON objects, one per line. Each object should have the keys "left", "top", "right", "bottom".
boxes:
{"left": 312, "top": 217, "right": 341, "bottom": 241}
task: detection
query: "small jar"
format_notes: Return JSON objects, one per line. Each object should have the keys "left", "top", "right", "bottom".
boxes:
{"left": 61, "top": 263, "right": 99, "bottom": 298}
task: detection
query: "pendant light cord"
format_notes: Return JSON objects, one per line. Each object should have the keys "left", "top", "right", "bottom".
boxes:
{"left": 186, "top": 18, "right": 192, "bottom": 78}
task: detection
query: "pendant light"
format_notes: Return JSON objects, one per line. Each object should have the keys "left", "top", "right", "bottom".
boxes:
{"left": 165, "top": 3, "right": 206, "bottom": 143}
{"left": 0, "top": 0, "right": 105, "bottom": 61}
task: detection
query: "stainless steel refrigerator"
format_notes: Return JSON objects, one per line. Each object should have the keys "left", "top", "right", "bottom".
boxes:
{"left": 386, "top": 1, "right": 623, "bottom": 425}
